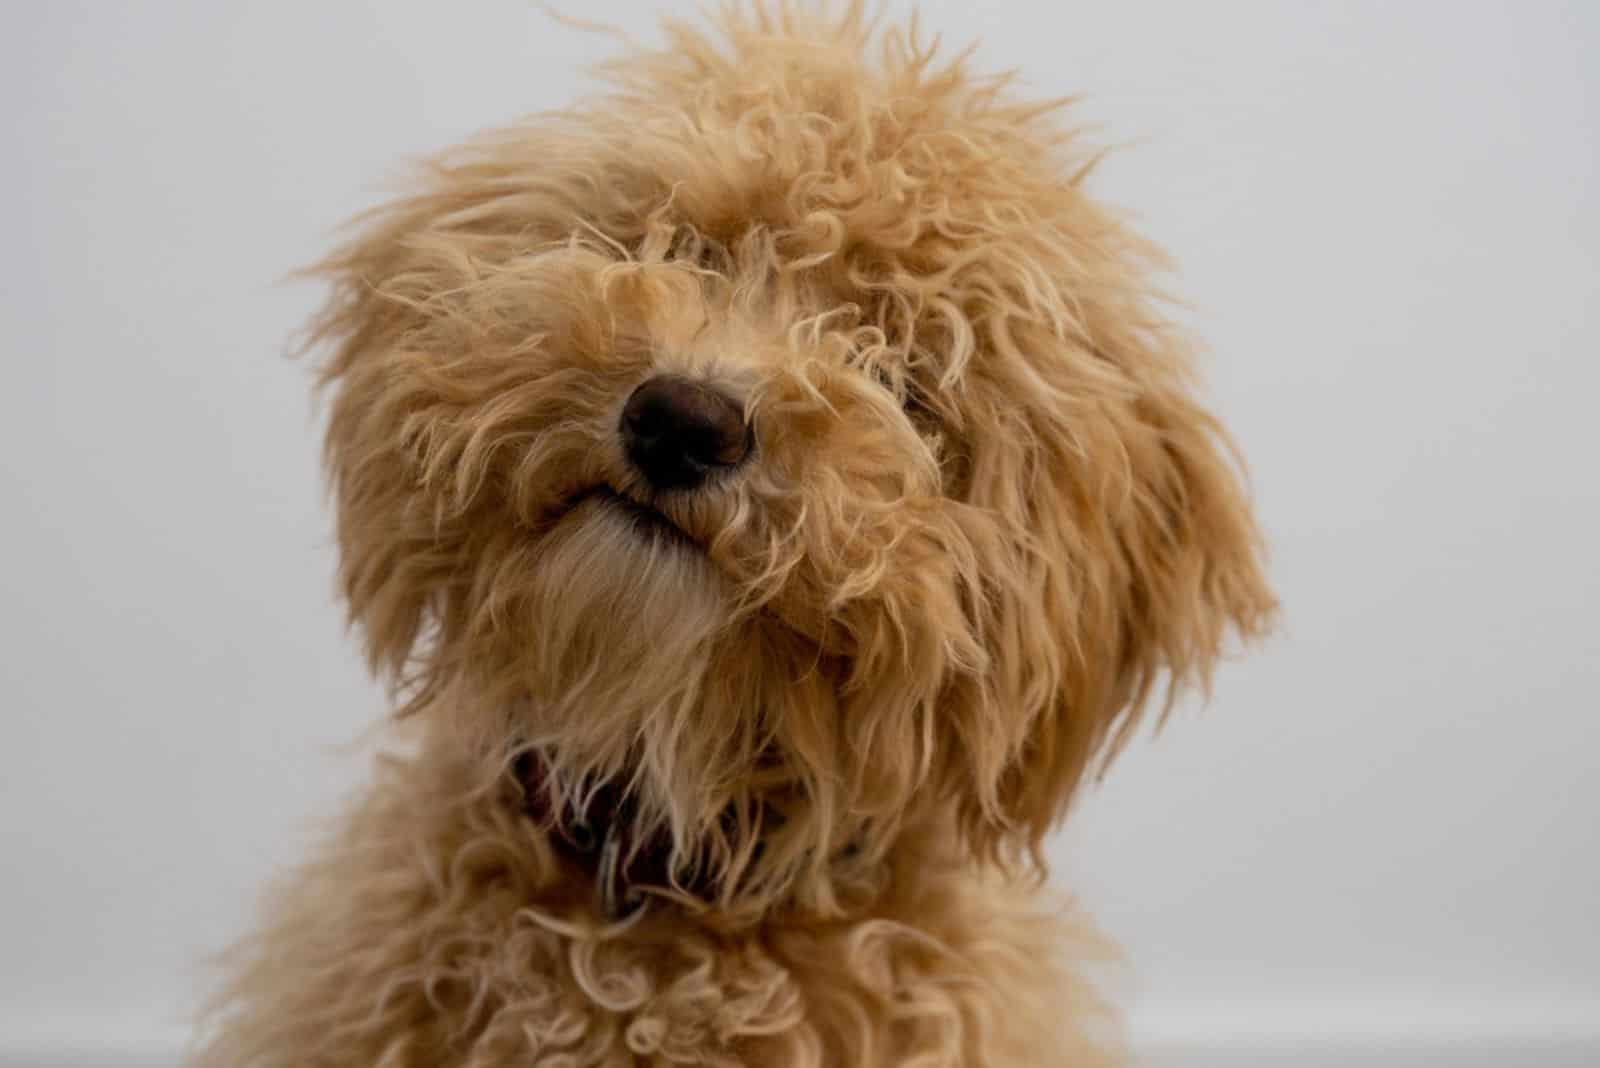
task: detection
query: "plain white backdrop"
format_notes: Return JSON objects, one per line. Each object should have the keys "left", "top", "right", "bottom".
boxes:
{"left": 4, "top": 2, "right": 1597, "bottom": 1064}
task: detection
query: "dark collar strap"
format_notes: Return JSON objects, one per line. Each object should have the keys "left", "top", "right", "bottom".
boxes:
{"left": 515, "top": 751, "right": 683, "bottom": 919}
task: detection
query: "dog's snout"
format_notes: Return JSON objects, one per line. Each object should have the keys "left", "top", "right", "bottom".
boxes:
{"left": 621, "top": 375, "right": 750, "bottom": 491}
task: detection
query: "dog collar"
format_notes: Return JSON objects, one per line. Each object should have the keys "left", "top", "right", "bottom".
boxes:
{"left": 515, "top": 751, "right": 691, "bottom": 920}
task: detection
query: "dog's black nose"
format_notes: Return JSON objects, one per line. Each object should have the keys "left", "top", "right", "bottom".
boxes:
{"left": 621, "top": 376, "right": 750, "bottom": 490}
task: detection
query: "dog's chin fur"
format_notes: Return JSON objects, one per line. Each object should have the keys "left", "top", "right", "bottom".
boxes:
{"left": 199, "top": 5, "right": 1274, "bottom": 1065}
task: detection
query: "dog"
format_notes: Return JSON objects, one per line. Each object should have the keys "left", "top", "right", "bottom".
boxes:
{"left": 198, "top": 6, "right": 1275, "bottom": 1065}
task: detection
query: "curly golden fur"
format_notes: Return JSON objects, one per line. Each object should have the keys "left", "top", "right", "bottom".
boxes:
{"left": 197, "top": 4, "right": 1275, "bottom": 1065}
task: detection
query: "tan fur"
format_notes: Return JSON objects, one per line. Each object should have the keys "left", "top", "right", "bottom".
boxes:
{"left": 197, "top": 5, "right": 1274, "bottom": 1065}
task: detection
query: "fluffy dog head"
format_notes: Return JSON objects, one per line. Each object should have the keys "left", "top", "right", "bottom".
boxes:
{"left": 308, "top": 6, "right": 1275, "bottom": 918}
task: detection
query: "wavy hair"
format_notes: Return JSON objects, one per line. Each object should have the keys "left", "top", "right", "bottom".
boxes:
{"left": 200, "top": 4, "right": 1274, "bottom": 1064}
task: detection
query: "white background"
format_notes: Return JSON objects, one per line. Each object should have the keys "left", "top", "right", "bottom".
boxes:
{"left": 5, "top": 2, "right": 1597, "bottom": 1064}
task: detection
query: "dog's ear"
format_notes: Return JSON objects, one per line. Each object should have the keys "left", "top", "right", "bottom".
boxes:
{"left": 953, "top": 303, "right": 1277, "bottom": 859}
{"left": 302, "top": 208, "right": 459, "bottom": 706}
{"left": 300, "top": 155, "right": 608, "bottom": 709}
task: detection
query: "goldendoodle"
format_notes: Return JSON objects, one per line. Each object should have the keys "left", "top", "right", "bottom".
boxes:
{"left": 200, "top": 6, "right": 1275, "bottom": 1065}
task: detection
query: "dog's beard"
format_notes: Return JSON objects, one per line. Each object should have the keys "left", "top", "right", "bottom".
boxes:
{"left": 524, "top": 493, "right": 729, "bottom": 717}
{"left": 496, "top": 490, "right": 873, "bottom": 910}
{"left": 507, "top": 494, "right": 764, "bottom": 858}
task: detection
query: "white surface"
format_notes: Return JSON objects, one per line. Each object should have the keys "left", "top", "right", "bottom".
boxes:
{"left": 4, "top": 0, "right": 1597, "bottom": 1057}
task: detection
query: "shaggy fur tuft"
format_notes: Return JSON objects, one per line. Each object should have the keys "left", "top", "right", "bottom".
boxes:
{"left": 198, "top": 5, "right": 1275, "bottom": 1065}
